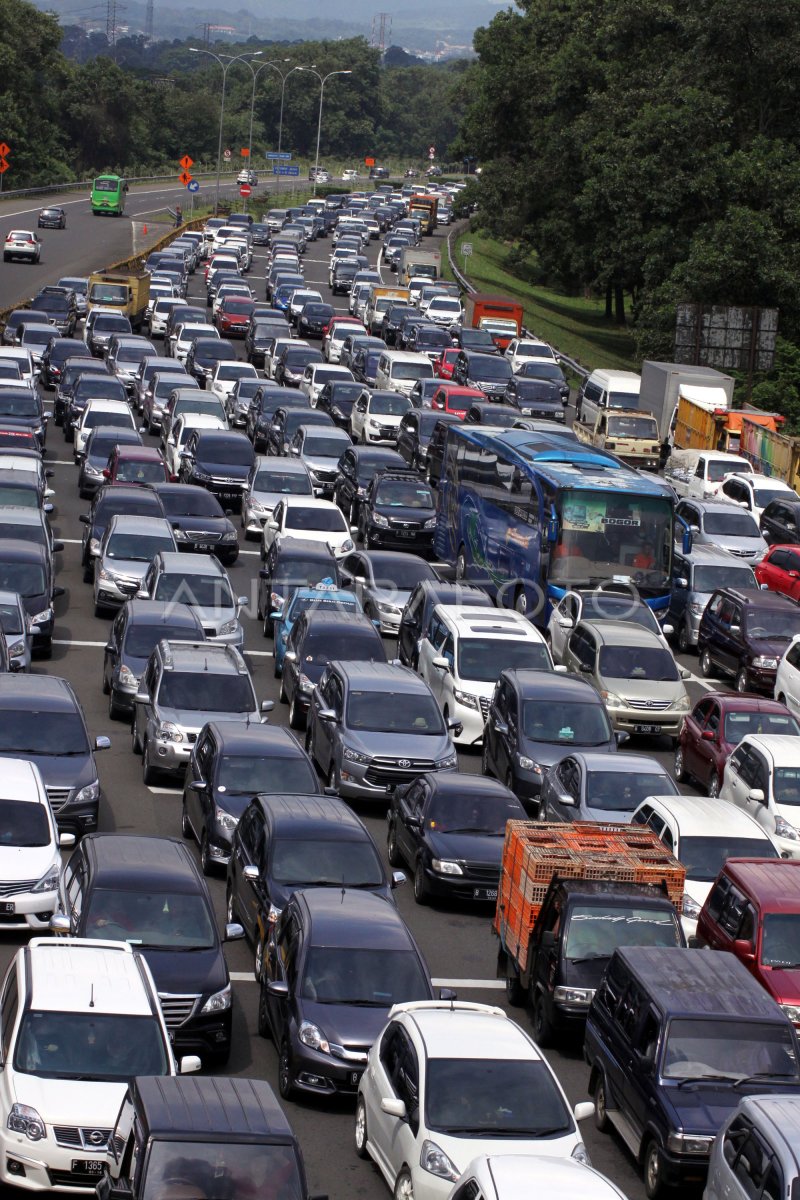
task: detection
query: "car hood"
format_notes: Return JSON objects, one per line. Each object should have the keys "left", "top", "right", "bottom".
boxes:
{"left": 426, "top": 830, "right": 504, "bottom": 865}
{"left": 599, "top": 676, "right": 687, "bottom": 704}
{"left": 0, "top": 844, "right": 57, "bottom": 882}
{"left": 345, "top": 730, "right": 452, "bottom": 759}
{"left": 519, "top": 737, "right": 615, "bottom": 770}
{"left": 582, "top": 805, "right": 635, "bottom": 824}
{"left": 302, "top": 454, "right": 341, "bottom": 473}
{"left": 169, "top": 514, "right": 233, "bottom": 535}
{"left": 0, "top": 750, "right": 95, "bottom": 791}
{"left": 660, "top": 1080, "right": 794, "bottom": 1136}
{"left": 164, "top": 708, "right": 256, "bottom": 735}
{"left": 138, "top": 944, "right": 228, "bottom": 997}
{"left": 197, "top": 460, "right": 250, "bottom": 481}
{"left": 756, "top": 963, "right": 800, "bottom": 1005}
{"left": 278, "top": 529, "right": 350, "bottom": 551}
{"left": 749, "top": 636, "right": 792, "bottom": 659}
{"left": 103, "top": 557, "right": 150, "bottom": 581}
{"left": 370, "top": 586, "right": 413, "bottom": 608}
{"left": 423, "top": 1130, "right": 580, "bottom": 1175}
{"left": 374, "top": 504, "right": 435, "bottom": 523}
{"left": 710, "top": 534, "right": 768, "bottom": 555}
{"left": 299, "top": 998, "right": 395, "bottom": 1049}
{"left": 10, "top": 1074, "right": 131, "bottom": 1124}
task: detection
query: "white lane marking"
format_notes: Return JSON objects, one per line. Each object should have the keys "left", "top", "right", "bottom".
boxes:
{"left": 52, "top": 639, "right": 105, "bottom": 647}
{"left": 147, "top": 786, "right": 182, "bottom": 795}
{"left": 239, "top": 549, "right": 259, "bottom": 556}
{"left": 59, "top": 538, "right": 81, "bottom": 544}
{"left": 0, "top": 183, "right": 212, "bottom": 222}
{"left": 246, "top": 650, "right": 273, "bottom": 658}
{"left": 228, "top": 972, "right": 504, "bottom": 988}
{"left": 686, "top": 671, "right": 719, "bottom": 692}
{"left": 49, "top": 460, "right": 77, "bottom": 467}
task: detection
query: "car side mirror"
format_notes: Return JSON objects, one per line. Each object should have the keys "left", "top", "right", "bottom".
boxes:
{"left": 59, "top": 832, "right": 76, "bottom": 848}
{"left": 261, "top": 700, "right": 274, "bottom": 714}
{"left": 734, "top": 937, "right": 755, "bottom": 959}
{"left": 432, "top": 655, "right": 450, "bottom": 672}
{"left": 541, "top": 930, "right": 557, "bottom": 948}
{"left": 557, "top": 616, "right": 574, "bottom": 629}
{"left": 614, "top": 730, "right": 629, "bottom": 746}
{"left": 748, "top": 788, "right": 765, "bottom": 804}
{"left": 391, "top": 871, "right": 406, "bottom": 888}
{"left": 267, "top": 519, "right": 279, "bottom": 531}
{"left": 284, "top": 650, "right": 298, "bottom": 663}
{"left": 96, "top": 1176, "right": 133, "bottom": 1200}
{"left": 380, "top": 1097, "right": 407, "bottom": 1119}
{"left": 317, "top": 707, "right": 337, "bottom": 722}
{"left": 43, "top": 502, "right": 54, "bottom": 515}
{"left": 79, "top": 514, "right": 90, "bottom": 525}
{"left": 224, "top": 922, "right": 245, "bottom": 941}
{"left": 730, "top": 624, "right": 741, "bottom": 635}
{"left": 52, "top": 541, "right": 64, "bottom": 552}
{"left": 243, "top": 865, "right": 259, "bottom": 882}
{"left": 179, "top": 1055, "right": 202, "bottom": 1074}
{"left": 95, "top": 736, "right": 111, "bottom": 751}
{"left": 102, "top": 468, "right": 111, "bottom": 478}
{"left": 139, "top": 425, "right": 148, "bottom": 434}
{"left": 237, "top": 595, "right": 247, "bottom": 608}
{"left": 49, "top": 913, "right": 71, "bottom": 935}
{"left": 447, "top": 718, "right": 463, "bottom": 736}
{"left": 29, "top": 624, "right": 41, "bottom": 636}
{"left": 558, "top": 792, "right": 576, "bottom": 807}
{"left": 134, "top": 689, "right": 149, "bottom": 704}
{"left": 675, "top": 577, "right": 688, "bottom": 589}
{"left": 701, "top": 729, "right": 715, "bottom": 741}
{"left": 268, "top": 980, "right": 290, "bottom": 998}
{"left": 493, "top": 718, "right": 509, "bottom": 736}
{"left": 53, "top": 586, "right": 65, "bottom": 599}
{"left": 189, "top": 779, "right": 207, "bottom": 791}
{"left": 574, "top": 1101, "right": 595, "bottom": 1123}
{"left": 679, "top": 667, "right": 690, "bottom": 680}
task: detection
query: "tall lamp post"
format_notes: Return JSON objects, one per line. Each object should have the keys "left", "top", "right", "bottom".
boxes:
{"left": 298, "top": 66, "right": 352, "bottom": 195}
{"left": 245, "top": 57, "right": 291, "bottom": 163}
{"left": 189, "top": 47, "right": 262, "bottom": 214}
{"left": 274, "top": 64, "right": 307, "bottom": 156}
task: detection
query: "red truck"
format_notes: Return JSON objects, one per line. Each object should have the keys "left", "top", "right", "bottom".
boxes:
{"left": 463, "top": 292, "right": 524, "bottom": 350}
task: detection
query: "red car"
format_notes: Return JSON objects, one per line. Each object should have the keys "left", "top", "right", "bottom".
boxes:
{"left": 756, "top": 544, "right": 800, "bottom": 603}
{"left": 215, "top": 296, "right": 255, "bottom": 337}
{"left": 104, "top": 444, "right": 170, "bottom": 486}
{"left": 435, "top": 349, "right": 459, "bottom": 380}
{"left": 675, "top": 690, "right": 799, "bottom": 797}
{"left": 430, "top": 385, "right": 485, "bottom": 418}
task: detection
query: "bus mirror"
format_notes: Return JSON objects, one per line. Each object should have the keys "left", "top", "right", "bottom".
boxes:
{"left": 682, "top": 530, "right": 693, "bottom": 555}
{"left": 547, "top": 517, "right": 559, "bottom": 543}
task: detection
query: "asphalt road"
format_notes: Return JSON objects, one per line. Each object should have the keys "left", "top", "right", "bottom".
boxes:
{"left": 0, "top": 197, "right": 721, "bottom": 1200}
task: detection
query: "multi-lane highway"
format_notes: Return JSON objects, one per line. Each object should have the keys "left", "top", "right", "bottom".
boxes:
{"left": 0, "top": 187, "right": 721, "bottom": 1200}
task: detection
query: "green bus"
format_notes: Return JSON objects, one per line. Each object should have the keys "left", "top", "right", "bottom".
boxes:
{"left": 91, "top": 174, "right": 128, "bottom": 216}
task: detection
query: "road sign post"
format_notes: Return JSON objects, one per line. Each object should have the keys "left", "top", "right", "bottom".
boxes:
{"left": 223, "top": 149, "right": 232, "bottom": 161}
{"left": 0, "top": 142, "right": 10, "bottom": 192}
{"left": 462, "top": 241, "right": 472, "bottom": 277}
{"left": 272, "top": 165, "right": 299, "bottom": 176}
{"left": 239, "top": 184, "right": 252, "bottom": 197}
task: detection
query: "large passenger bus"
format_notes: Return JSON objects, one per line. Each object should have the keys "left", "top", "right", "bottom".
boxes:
{"left": 433, "top": 426, "right": 675, "bottom": 623}
{"left": 91, "top": 174, "right": 128, "bottom": 216}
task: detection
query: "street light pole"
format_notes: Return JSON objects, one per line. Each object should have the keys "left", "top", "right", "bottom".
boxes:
{"left": 189, "top": 47, "right": 262, "bottom": 214}
{"left": 246, "top": 57, "right": 291, "bottom": 163}
{"left": 276, "top": 65, "right": 306, "bottom": 156}
{"left": 298, "top": 67, "right": 352, "bottom": 195}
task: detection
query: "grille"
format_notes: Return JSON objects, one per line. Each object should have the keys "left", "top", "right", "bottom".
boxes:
{"left": 479, "top": 697, "right": 490, "bottom": 721}
{"left": 186, "top": 732, "right": 198, "bottom": 744}
{"left": 728, "top": 546, "right": 756, "bottom": 557}
{"left": 625, "top": 698, "right": 671, "bottom": 711}
{"left": 187, "top": 530, "right": 221, "bottom": 542}
{"left": 0, "top": 878, "right": 39, "bottom": 897}
{"left": 47, "top": 1170, "right": 98, "bottom": 1189}
{"left": 53, "top": 1126, "right": 111, "bottom": 1151}
{"left": 464, "top": 863, "right": 500, "bottom": 884}
{"left": 158, "top": 993, "right": 199, "bottom": 1027}
{"left": 389, "top": 519, "right": 421, "bottom": 529}
{"left": 364, "top": 757, "right": 435, "bottom": 788}
{"left": 202, "top": 627, "right": 218, "bottom": 637}
{"left": 314, "top": 469, "right": 337, "bottom": 482}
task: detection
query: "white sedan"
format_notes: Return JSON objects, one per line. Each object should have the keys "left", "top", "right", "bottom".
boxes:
{"left": 261, "top": 496, "right": 355, "bottom": 559}
{"left": 505, "top": 338, "right": 557, "bottom": 373}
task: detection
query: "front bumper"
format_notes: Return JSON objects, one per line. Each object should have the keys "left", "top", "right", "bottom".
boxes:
{"left": 417, "top": 862, "right": 499, "bottom": 902}
{"left": 606, "top": 707, "right": 685, "bottom": 737}
{"left": 363, "top": 526, "right": 434, "bottom": 555}
{"left": 151, "top": 738, "right": 193, "bottom": 773}
{"left": 286, "top": 1036, "right": 367, "bottom": 1097}
{"left": 0, "top": 887, "right": 57, "bottom": 932}
{"left": 94, "top": 578, "right": 142, "bottom": 608}
{"left": 0, "top": 1126, "right": 111, "bottom": 1193}
{"left": 168, "top": 1007, "right": 233, "bottom": 1061}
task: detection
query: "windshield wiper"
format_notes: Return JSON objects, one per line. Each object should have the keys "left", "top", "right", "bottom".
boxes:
{"left": 676, "top": 1073, "right": 740, "bottom": 1088}
{"left": 568, "top": 953, "right": 608, "bottom": 963}
{"left": 733, "top": 1072, "right": 800, "bottom": 1087}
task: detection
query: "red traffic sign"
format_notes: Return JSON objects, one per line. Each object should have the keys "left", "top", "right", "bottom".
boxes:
{"left": 428, "top": 145, "right": 435, "bottom": 154}
{"left": 241, "top": 148, "right": 250, "bottom": 157}
{"left": 179, "top": 170, "right": 192, "bottom": 186}
{"left": 239, "top": 184, "right": 252, "bottom": 197}
{"left": 364, "top": 156, "right": 375, "bottom": 167}
{"left": 0, "top": 143, "right": 10, "bottom": 157}
{"left": 0, "top": 160, "right": 9, "bottom": 174}
{"left": 179, "top": 155, "right": 193, "bottom": 169}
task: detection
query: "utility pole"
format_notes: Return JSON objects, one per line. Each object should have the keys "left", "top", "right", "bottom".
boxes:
{"left": 371, "top": 12, "right": 390, "bottom": 56}
{"left": 144, "top": 0, "right": 153, "bottom": 40}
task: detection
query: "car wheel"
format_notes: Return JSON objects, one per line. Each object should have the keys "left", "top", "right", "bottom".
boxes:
{"left": 108, "top": 691, "right": 125, "bottom": 722}
{"left": 677, "top": 621, "right": 692, "bottom": 655}
{"left": 225, "top": 885, "right": 237, "bottom": 926}
{"left": 279, "top": 673, "right": 288, "bottom": 704}
{"left": 700, "top": 648, "right": 714, "bottom": 678}
{"left": 278, "top": 1041, "right": 294, "bottom": 1100}
{"left": 257, "top": 978, "right": 271, "bottom": 1038}
{"left": 514, "top": 587, "right": 527, "bottom": 615}
{"left": 455, "top": 545, "right": 467, "bottom": 580}
{"left": 355, "top": 1098, "right": 370, "bottom": 1160}
{"left": 736, "top": 668, "right": 750, "bottom": 693}
{"left": 532, "top": 991, "right": 554, "bottom": 1047}
{"left": 101, "top": 666, "right": 110, "bottom": 695}
{"left": 131, "top": 720, "right": 141, "bottom": 755}
{"left": 708, "top": 770, "right": 721, "bottom": 799}
{"left": 674, "top": 745, "right": 686, "bottom": 782}
{"left": 181, "top": 799, "right": 192, "bottom": 840}
{"left": 505, "top": 769, "right": 515, "bottom": 793}
{"left": 394, "top": 1171, "right": 414, "bottom": 1200}
{"left": 199, "top": 831, "right": 213, "bottom": 876}
{"left": 363, "top": 528, "right": 371, "bottom": 550}
{"left": 288, "top": 695, "right": 305, "bottom": 731}
{"left": 644, "top": 1139, "right": 665, "bottom": 1200}
{"left": 505, "top": 971, "right": 525, "bottom": 1006}
{"left": 387, "top": 820, "right": 403, "bottom": 867}
{"left": 594, "top": 1074, "right": 611, "bottom": 1133}
{"left": 413, "top": 860, "right": 429, "bottom": 905}
{"left": 141, "top": 739, "right": 159, "bottom": 786}
{"left": 481, "top": 738, "right": 491, "bottom": 776}
{"left": 254, "top": 935, "right": 265, "bottom": 983}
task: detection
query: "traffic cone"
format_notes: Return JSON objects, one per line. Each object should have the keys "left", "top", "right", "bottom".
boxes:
{"left": 143, "top": 223, "right": 147, "bottom": 235}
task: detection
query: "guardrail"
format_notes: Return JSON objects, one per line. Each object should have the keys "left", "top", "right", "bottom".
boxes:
{"left": 446, "top": 222, "right": 589, "bottom": 383}
{"left": 0, "top": 169, "right": 249, "bottom": 202}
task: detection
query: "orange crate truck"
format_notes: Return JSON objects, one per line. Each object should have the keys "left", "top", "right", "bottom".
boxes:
{"left": 494, "top": 822, "right": 686, "bottom": 1045}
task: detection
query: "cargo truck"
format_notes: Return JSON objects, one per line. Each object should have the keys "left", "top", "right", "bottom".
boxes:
{"left": 740, "top": 415, "right": 800, "bottom": 491}
{"left": 672, "top": 394, "right": 781, "bottom": 455}
{"left": 398, "top": 247, "right": 441, "bottom": 285}
{"left": 463, "top": 293, "right": 524, "bottom": 350}
{"left": 639, "top": 361, "right": 735, "bottom": 457}
{"left": 407, "top": 193, "right": 438, "bottom": 234}
{"left": 365, "top": 284, "right": 411, "bottom": 335}
{"left": 86, "top": 270, "right": 150, "bottom": 331}
{"left": 574, "top": 407, "right": 661, "bottom": 470}
{"left": 494, "top": 821, "right": 685, "bottom": 1045}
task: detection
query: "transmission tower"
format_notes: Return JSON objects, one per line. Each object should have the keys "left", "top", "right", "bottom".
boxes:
{"left": 371, "top": 12, "right": 391, "bottom": 53}
{"left": 144, "top": 0, "right": 153, "bottom": 40}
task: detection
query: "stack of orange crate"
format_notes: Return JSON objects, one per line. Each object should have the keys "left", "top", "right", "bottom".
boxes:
{"left": 494, "top": 822, "right": 685, "bottom": 973}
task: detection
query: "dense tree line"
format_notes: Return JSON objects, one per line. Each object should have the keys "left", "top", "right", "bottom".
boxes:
{"left": 456, "top": 0, "right": 800, "bottom": 375}
{"left": 0, "top": 6, "right": 468, "bottom": 186}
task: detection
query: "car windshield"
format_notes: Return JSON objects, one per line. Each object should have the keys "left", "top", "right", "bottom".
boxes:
{"left": 0, "top": 394, "right": 37, "bottom": 417}
{"left": 274, "top": 561, "right": 336, "bottom": 590}
{"left": 373, "top": 559, "right": 433, "bottom": 590}
{"left": 746, "top": 610, "right": 794, "bottom": 639}
{"left": 199, "top": 344, "right": 235, "bottom": 363}
{"left": 115, "top": 460, "right": 166, "bottom": 483}
{"left": 708, "top": 460, "right": 752, "bottom": 482}
{"left": 96, "top": 498, "right": 162, "bottom": 526}
{"left": 426, "top": 791, "right": 522, "bottom": 835}
{"left": 347, "top": 690, "right": 444, "bottom": 734}
{"left": 607, "top": 415, "right": 658, "bottom": 439}
{"left": 565, "top": 904, "right": 681, "bottom": 960}
{"left": 199, "top": 440, "right": 252, "bottom": 466}
{"left": 217, "top": 364, "right": 254, "bottom": 381}
{"left": 0, "top": 798, "right": 49, "bottom": 846}
{"left": 680, "top": 835, "right": 778, "bottom": 882}
{"left": 522, "top": 700, "right": 611, "bottom": 745}
{"left": 302, "top": 628, "right": 382, "bottom": 664}
{"left": 599, "top": 646, "right": 680, "bottom": 682}
{"left": 124, "top": 624, "right": 197, "bottom": 658}
{"left": 0, "top": 521, "right": 44, "bottom": 547}
{"left": 392, "top": 363, "right": 432, "bottom": 382}
{"left": 0, "top": 602, "right": 23, "bottom": 634}
{"left": 703, "top": 511, "right": 760, "bottom": 536}
{"left": 0, "top": 486, "right": 36, "bottom": 508}
{"left": 153, "top": 575, "right": 233, "bottom": 608}
{"left": 692, "top": 565, "right": 757, "bottom": 592}
{"left": 272, "top": 837, "right": 383, "bottom": 887}
{"left": 426, "top": 1058, "right": 571, "bottom": 1136}
{"left": 774, "top": 768, "right": 800, "bottom": 806}
{"left": 143, "top": 1141, "right": 303, "bottom": 1200}
{"left": 21, "top": 329, "right": 52, "bottom": 347}
{"left": 300, "top": 947, "right": 429, "bottom": 1005}
{"left": 85, "top": 411, "right": 133, "bottom": 431}
{"left": 85, "top": 888, "right": 216, "bottom": 949}
{"left": 174, "top": 400, "right": 225, "bottom": 424}
{"left": 662, "top": 1017, "right": 798, "bottom": 1080}
{"left": 284, "top": 507, "right": 346, "bottom": 533}
{"left": 0, "top": 564, "right": 46, "bottom": 596}
{"left": 753, "top": 488, "right": 789, "bottom": 507}
{"left": 106, "top": 534, "right": 173, "bottom": 562}
{"left": 474, "top": 359, "right": 512, "bottom": 380}
{"left": 218, "top": 754, "right": 318, "bottom": 796}
{"left": 159, "top": 490, "right": 222, "bottom": 518}
{"left": 254, "top": 470, "right": 311, "bottom": 496}
{"left": 94, "top": 316, "right": 131, "bottom": 333}
{"left": 0, "top": 711, "right": 88, "bottom": 754}
{"left": 76, "top": 379, "right": 125, "bottom": 401}
{"left": 724, "top": 710, "right": 800, "bottom": 742}
{"left": 587, "top": 770, "right": 675, "bottom": 811}
{"left": 14, "top": 1012, "right": 168, "bottom": 1081}
{"left": 375, "top": 480, "right": 433, "bottom": 509}
{"left": 303, "top": 436, "right": 349, "bottom": 458}
{"left": 158, "top": 671, "right": 253, "bottom": 713}
{"left": 458, "top": 639, "right": 550, "bottom": 682}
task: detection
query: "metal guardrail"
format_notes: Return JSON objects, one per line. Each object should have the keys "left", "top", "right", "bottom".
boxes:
{"left": 446, "top": 222, "right": 590, "bottom": 383}
{"left": 0, "top": 169, "right": 247, "bottom": 202}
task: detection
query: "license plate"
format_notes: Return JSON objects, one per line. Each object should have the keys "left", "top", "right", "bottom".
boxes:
{"left": 349, "top": 1070, "right": 362, "bottom": 1087}
{"left": 193, "top": 543, "right": 214, "bottom": 551}
{"left": 633, "top": 724, "right": 660, "bottom": 734}
{"left": 473, "top": 888, "right": 497, "bottom": 901}
{"left": 71, "top": 1161, "right": 105, "bottom": 1176}
{"left": 396, "top": 530, "right": 415, "bottom": 538}
{"left": 0, "top": 902, "right": 13, "bottom": 914}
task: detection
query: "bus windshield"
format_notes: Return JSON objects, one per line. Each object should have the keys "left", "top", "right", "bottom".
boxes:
{"left": 553, "top": 490, "right": 672, "bottom": 588}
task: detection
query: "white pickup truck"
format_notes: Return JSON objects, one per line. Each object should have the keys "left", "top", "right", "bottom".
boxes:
{"left": 664, "top": 449, "right": 754, "bottom": 500}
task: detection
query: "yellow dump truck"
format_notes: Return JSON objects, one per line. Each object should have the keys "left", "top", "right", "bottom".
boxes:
{"left": 574, "top": 407, "right": 661, "bottom": 470}
{"left": 86, "top": 271, "right": 150, "bottom": 331}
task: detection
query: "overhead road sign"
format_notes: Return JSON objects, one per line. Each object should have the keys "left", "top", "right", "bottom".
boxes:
{"left": 266, "top": 151, "right": 292, "bottom": 160}
{"left": 273, "top": 165, "right": 299, "bottom": 176}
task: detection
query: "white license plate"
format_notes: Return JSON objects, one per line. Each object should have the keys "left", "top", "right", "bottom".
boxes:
{"left": 633, "top": 724, "right": 660, "bottom": 734}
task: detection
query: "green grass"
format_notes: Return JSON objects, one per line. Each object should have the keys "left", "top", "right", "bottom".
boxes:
{"left": 444, "top": 229, "right": 637, "bottom": 372}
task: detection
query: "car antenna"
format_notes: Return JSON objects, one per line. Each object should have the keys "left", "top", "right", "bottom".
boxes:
{"left": 89, "top": 983, "right": 95, "bottom": 1009}
{"left": 204, "top": 657, "right": 208, "bottom": 671}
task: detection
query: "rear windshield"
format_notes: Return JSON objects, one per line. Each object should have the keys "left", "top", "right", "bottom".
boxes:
{"left": 157, "top": 672, "right": 254, "bottom": 712}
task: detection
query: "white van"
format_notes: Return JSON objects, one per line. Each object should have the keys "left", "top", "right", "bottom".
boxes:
{"left": 375, "top": 350, "right": 434, "bottom": 397}
{"left": 577, "top": 368, "right": 641, "bottom": 425}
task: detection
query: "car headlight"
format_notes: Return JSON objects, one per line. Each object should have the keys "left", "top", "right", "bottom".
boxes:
{"left": 157, "top": 722, "right": 184, "bottom": 743}
{"left": 97, "top": 565, "right": 117, "bottom": 583}
{"left": 30, "top": 608, "right": 53, "bottom": 627}
{"left": 371, "top": 512, "right": 389, "bottom": 527}
{"left": 423, "top": 517, "right": 436, "bottom": 530}
{"left": 420, "top": 1140, "right": 459, "bottom": 1181}
{"left": 219, "top": 618, "right": 239, "bottom": 636}
{"left": 84, "top": 463, "right": 102, "bottom": 478}
{"left": 518, "top": 754, "right": 543, "bottom": 774}
{"left": 376, "top": 600, "right": 400, "bottom": 615}
{"left": 7, "top": 1104, "right": 45, "bottom": 1142}
{"left": 436, "top": 751, "right": 458, "bottom": 768}
{"left": 267, "top": 902, "right": 282, "bottom": 925}
{"left": 672, "top": 694, "right": 691, "bottom": 712}
{"left": 215, "top": 807, "right": 239, "bottom": 833}
{"left": 452, "top": 688, "right": 479, "bottom": 710}
{"left": 73, "top": 780, "right": 100, "bottom": 805}
{"left": 600, "top": 690, "right": 624, "bottom": 709}
{"left": 554, "top": 985, "right": 596, "bottom": 1005}
{"left": 666, "top": 1133, "right": 713, "bottom": 1156}
{"left": 571, "top": 1144, "right": 591, "bottom": 1166}
{"left": 118, "top": 664, "right": 138, "bottom": 688}
{"left": 775, "top": 815, "right": 800, "bottom": 841}
{"left": 752, "top": 655, "right": 778, "bottom": 669}
{"left": 270, "top": 593, "right": 285, "bottom": 611}
{"left": 689, "top": 602, "right": 706, "bottom": 617}
{"left": 221, "top": 531, "right": 238, "bottom": 542}
{"left": 89, "top": 538, "right": 101, "bottom": 555}
{"left": 340, "top": 538, "right": 354, "bottom": 553}
{"left": 431, "top": 858, "right": 463, "bottom": 876}
{"left": 299, "top": 1020, "right": 330, "bottom": 1053}
{"left": 200, "top": 983, "right": 231, "bottom": 1014}
{"left": 192, "top": 467, "right": 211, "bottom": 481}
{"left": 298, "top": 673, "right": 314, "bottom": 692}
{"left": 31, "top": 862, "right": 60, "bottom": 894}
{"left": 343, "top": 746, "right": 370, "bottom": 764}
{"left": 681, "top": 892, "right": 702, "bottom": 918}
{"left": 173, "top": 527, "right": 188, "bottom": 541}
{"left": 368, "top": 418, "right": 380, "bottom": 428}
{"left": 781, "top": 1003, "right": 800, "bottom": 1022}
{"left": 250, "top": 499, "right": 268, "bottom": 514}
{"left": 8, "top": 641, "right": 25, "bottom": 658}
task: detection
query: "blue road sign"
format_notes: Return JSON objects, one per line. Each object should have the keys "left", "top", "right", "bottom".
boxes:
{"left": 187, "top": 179, "right": 200, "bottom": 192}
{"left": 273, "top": 165, "right": 300, "bottom": 176}
{"left": 266, "top": 152, "right": 292, "bottom": 160}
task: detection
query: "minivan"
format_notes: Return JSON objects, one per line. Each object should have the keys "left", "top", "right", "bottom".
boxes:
{"left": 577, "top": 368, "right": 642, "bottom": 426}
{"left": 375, "top": 350, "right": 434, "bottom": 397}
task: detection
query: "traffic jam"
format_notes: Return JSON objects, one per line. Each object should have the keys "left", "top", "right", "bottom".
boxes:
{"left": 0, "top": 174, "right": 798, "bottom": 1200}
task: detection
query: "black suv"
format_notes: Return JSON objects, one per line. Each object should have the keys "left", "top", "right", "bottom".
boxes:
{"left": 585, "top": 946, "right": 800, "bottom": 1198}
{"left": 505, "top": 376, "right": 566, "bottom": 420}
{"left": 53, "top": 834, "right": 243, "bottom": 1064}
{"left": 31, "top": 287, "right": 77, "bottom": 337}
{"left": 151, "top": 481, "right": 240, "bottom": 565}
{"left": 182, "top": 722, "right": 320, "bottom": 873}
{"left": 102, "top": 598, "right": 205, "bottom": 720}
{"left": 185, "top": 336, "right": 237, "bottom": 386}
{"left": 178, "top": 429, "right": 254, "bottom": 510}
{"left": 80, "top": 483, "right": 166, "bottom": 582}
{"left": 280, "top": 609, "right": 385, "bottom": 729}
{"left": 246, "top": 384, "right": 302, "bottom": 451}
{"left": 332, "top": 445, "right": 406, "bottom": 527}
{"left": 697, "top": 586, "right": 799, "bottom": 694}
{"left": 257, "top": 536, "right": 340, "bottom": 632}
{"left": 258, "top": 888, "right": 431, "bottom": 1099}
{"left": 358, "top": 470, "right": 437, "bottom": 555}
{"left": 761, "top": 494, "right": 800, "bottom": 546}
{"left": 452, "top": 348, "right": 513, "bottom": 398}
{"left": 316, "top": 380, "right": 365, "bottom": 432}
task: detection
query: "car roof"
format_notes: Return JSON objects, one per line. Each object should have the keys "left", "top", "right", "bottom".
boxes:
{"left": 403, "top": 1003, "right": 536, "bottom": 1060}
{"left": 124, "top": 599, "right": 202, "bottom": 629}
{"left": 333, "top": 660, "right": 431, "bottom": 694}
{"left": 569, "top": 751, "right": 670, "bottom": 773}
{"left": 107, "top": 514, "right": 172, "bottom": 534}
{"left": 95, "top": 484, "right": 164, "bottom": 508}
{"left": 0, "top": 536, "right": 48, "bottom": 562}
{"left": 617, "top": 946, "right": 787, "bottom": 1018}
{"left": 273, "top": 537, "right": 336, "bottom": 561}
{"left": 158, "top": 640, "right": 246, "bottom": 674}
{"left": 506, "top": 669, "right": 599, "bottom": 700}
{"left": 706, "top": 692, "right": 794, "bottom": 714}
{"left": 679, "top": 544, "right": 752, "bottom": 565}
{"left": 740, "top": 1096, "right": 800, "bottom": 1161}
{"left": 423, "top": 771, "right": 518, "bottom": 800}
{"left": 740, "top": 734, "right": 800, "bottom": 762}
{"left": 113, "top": 445, "right": 165, "bottom": 462}
{"left": 153, "top": 550, "right": 226, "bottom": 576}
{"left": 82, "top": 833, "right": 203, "bottom": 891}
{"left": 27, "top": 940, "right": 153, "bottom": 1016}
{"left": 131, "top": 1076, "right": 294, "bottom": 1142}
{"left": 476, "top": 1157, "right": 625, "bottom": 1200}
{"left": 255, "top": 455, "right": 308, "bottom": 473}
{"left": 642, "top": 794, "right": 772, "bottom": 838}
{"left": 579, "top": 620, "right": 665, "bottom": 647}
{"left": 253, "top": 792, "right": 369, "bottom": 837}
{"left": 0, "top": 758, "right": 44, "bottom": 800}
{"left": 714, "top": 587, "right": 798, "bottom": 609}
{"left": 721, "top": 859, "right": 800, "bottom": 909}
{"left": 295, "top": 888, "right": 412, "bottom": 947}
{"left": 434, "top": 606, "right": 546, "bottom": 641}
{"left": 0, "top": 674, "right": 75, "bottom": 710}
{"left": 280, "top": 497, "right": 341, "bottom": 511}
{"left": 204, "top": 723, "right": 305, "bottom": 755}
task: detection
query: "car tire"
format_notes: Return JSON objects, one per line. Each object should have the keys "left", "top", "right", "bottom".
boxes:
{"left": 278, "top": 1041, "right": 294, "bottom": 1100}
{"left": 83, "top": 561, "right": 94, "bottom": 584}
{"left": 131, "top": 720, "right": 141, "bottom": 755}
{"left": 279, "top": 673, "right": 288, "bottom": 704}
{"left": 514, "top": 587, "right": 527, "bottom": 615}
{"left": 674, "top": 745, "right": 686, "bottom": 782}
{"left": 288, "top": 695, "right": 305, "bottom": 731}
{"left": 108, "top": 691, "right": 126, "bottom": 721}
{"left": 594, "top": 1074, "right": 611, "bottom": 1133}
{"left": 708, "top": 770, "right": 721, "bottom": 799}
{"left": 700, "top": 648, "right": 714, "bottom": 678}
{"left": 481, "top": 738, "right": 491, "bottom": 776}
{"left": 643, "top": 1139, "right": 665, "bottom": 1200}
{"left": 199, "top": 831, "right": 214, "bottom": 876}
{"left": 736, "top": 668, "right": 750, "bottom": 693}
{"left": 101, "top": 667, "right": 110, "bottom": 696}
{"left": 387, "top": 821, "right": 403, "bottom": 868}
{"left": 413, "top": 860, "right": 429, "bottom": 905}
{"left": 677, "top": 621, "right": 693, "bottom": 655}
{"left": 257, "top": 979, "right": 271, "bottom": 1038}
{"left": 355, "top": 1098, "right": 370, "bottom": 1160}
{"left": 532, "top": 991, "right": 554, "bottom": 1047}
{"left": 328, "top": 763, "right": 339, "bottom": 794}
{"left": 254, "top": 935, "right": 265, "bottom": 983}
{"left": 505, "top": 971, "right": 525, "bottom": 1007}
{"left": 141, "top": 739, "right": 159, "bottom": 786}
{"left": 181, "top": 799, "right": 192, "bottom": 840}
{"left": 394, "top": 1171, "right": 414, "bottom": 1200}
{"left": 455, "top": 545, "right": 467, "bottom": 581}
